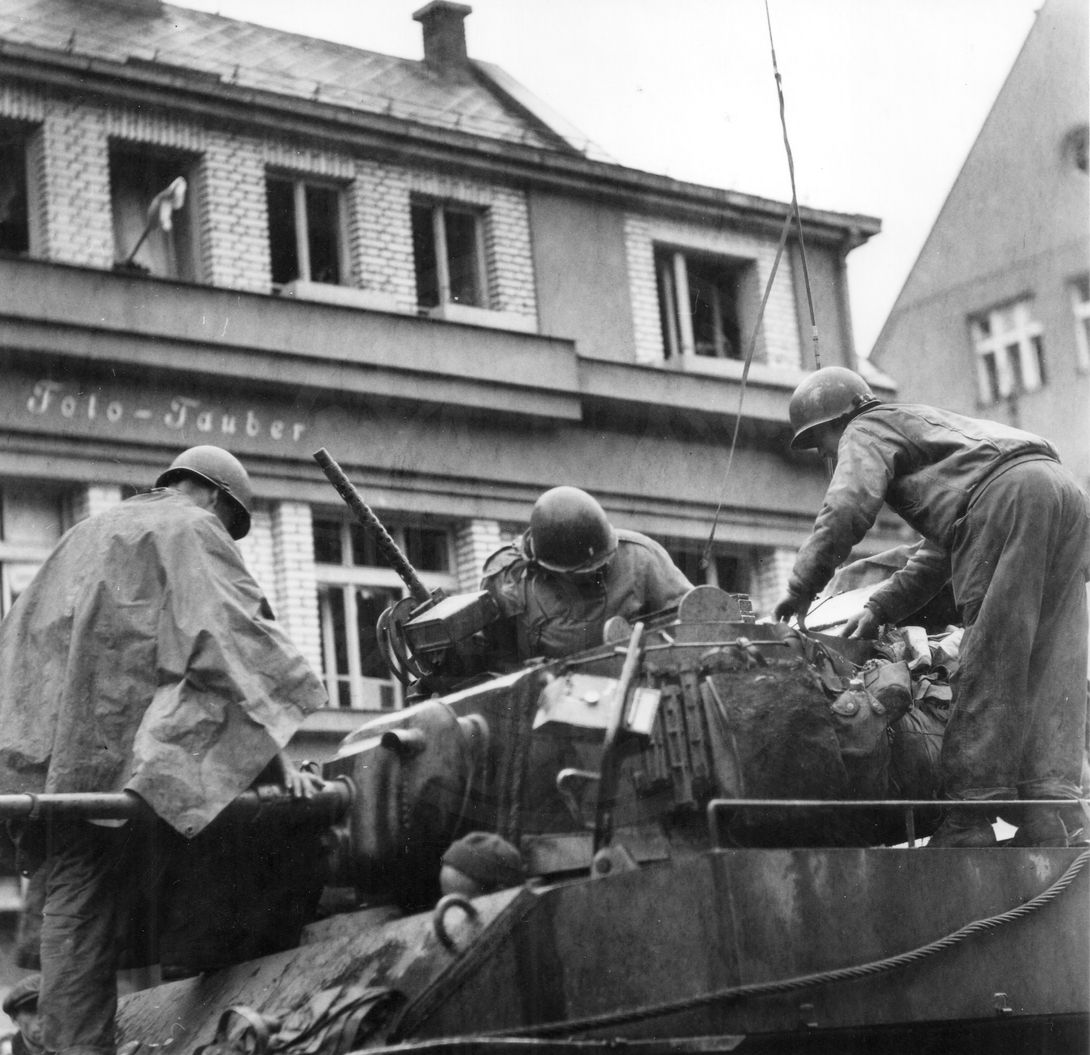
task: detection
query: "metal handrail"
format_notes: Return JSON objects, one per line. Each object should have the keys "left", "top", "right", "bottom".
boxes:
{"left": 706, "top": 796, "right": 1087, "bottom": 849}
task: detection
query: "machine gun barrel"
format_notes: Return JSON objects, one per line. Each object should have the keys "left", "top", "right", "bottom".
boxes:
{"left": 0, "top": 780, "right": 354, "bottom": 825}
{"left": 313, "top": 448, "right": 431, "bottom": 605}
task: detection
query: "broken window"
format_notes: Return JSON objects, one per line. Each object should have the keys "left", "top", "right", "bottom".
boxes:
{"left": 313, "top": 511, "right": 455, "bottom": 711}
{"left": 411, "top": 200, "right": 487, "bottom": 309}
{"left": 969, "top": 298, "right": 1046, "bottom": 405}
{"left": 656, "top": 247, "right": 748, "bottom": 360}
{"left": 0, "top": 123, "right": 31, "bottom": 256}
{"left": 266, "top": 174, "right": 346, "bottom": 288}
{"left": 110, "top": 145, "right": 197, "bottom": 279}
{"left": 1071, "top": 274, "right": 1090, "bottom": 373}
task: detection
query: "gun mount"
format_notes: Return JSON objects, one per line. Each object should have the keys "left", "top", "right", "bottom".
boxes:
{"left": 313, "top": 449, "right": 498, "bottom": 687}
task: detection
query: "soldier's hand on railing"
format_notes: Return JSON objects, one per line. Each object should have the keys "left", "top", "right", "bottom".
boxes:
{"left": 278, "top": 754, "right": 323, "bottom": 799}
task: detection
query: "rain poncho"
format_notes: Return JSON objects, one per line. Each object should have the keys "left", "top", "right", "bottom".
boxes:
{"left": 0, "top": 488, "right": 327, "bottom": 836}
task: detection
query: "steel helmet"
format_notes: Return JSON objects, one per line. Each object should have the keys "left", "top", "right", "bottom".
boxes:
{"left": 528, "top": 486, "right": 618, "bottom": 574}
{"left": 788, "top": 367, "right": 880, "bottom": 450}
{"left": 156, "top": 445, "right": 254, "bottom": 539}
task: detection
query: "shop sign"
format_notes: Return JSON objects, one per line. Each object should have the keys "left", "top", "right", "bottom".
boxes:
{"left": 21, "top": 379, "right": 310, "bottom": 447}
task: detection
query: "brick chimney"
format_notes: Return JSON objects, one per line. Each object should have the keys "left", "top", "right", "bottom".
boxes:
{"left": 413, "top": 1, "right": 473, "bottom": 74}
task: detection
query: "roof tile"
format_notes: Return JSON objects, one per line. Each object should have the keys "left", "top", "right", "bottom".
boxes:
{"left": 0, "top": 0, "right": 573, "bottom": 150}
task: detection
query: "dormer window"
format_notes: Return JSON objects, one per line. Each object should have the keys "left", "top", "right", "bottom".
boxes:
{"left": 655, "top": 247, "right": 750, "bottom": 360}
{"left": 411, "top": 199, "right": 487, "bottom": 310}
{"left": 266, "top": 174, "right": 347, "bottom": 289}
{"left": 0, "top": 123, "right": 32, "bottom": 256}
{"left": 110, "top": 145, "right": 198, "bottom": 279}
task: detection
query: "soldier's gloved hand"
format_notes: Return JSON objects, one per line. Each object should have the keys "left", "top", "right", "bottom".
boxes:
{"left": 840, "top": 607, "right": 882, "bottom": 640}
{"left": 773, "top": 590, "right": 811, "bottom": 625}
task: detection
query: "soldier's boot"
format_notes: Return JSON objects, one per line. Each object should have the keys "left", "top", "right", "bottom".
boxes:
{"left": 927, "top": 806, "right": 997, "bottom": 848}
{"left": 1011, "top": 805, "right": 1069, "bottom": 848}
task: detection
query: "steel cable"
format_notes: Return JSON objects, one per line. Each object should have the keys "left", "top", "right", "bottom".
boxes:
{"left": 702, "top": 1, "right": 821, "bottom": 566}
{"left": 495, "top": 849, "right": 1089, "bottom": 1038}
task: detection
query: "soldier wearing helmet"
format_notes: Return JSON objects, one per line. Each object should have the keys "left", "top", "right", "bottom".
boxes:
{"left": 155, "top": 443, "right": 255, "bottom": 540}
{"left": 774, "top": 367, "right": 1090, "bottom": 849}
{"left": 482, "top": 486, "right": 693, "bottom": 662}
{"left": 0, "top": 446, "right": 328, "bottom": 1055}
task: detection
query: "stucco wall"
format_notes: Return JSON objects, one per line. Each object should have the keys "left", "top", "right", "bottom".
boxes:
{"left": 872, "top": 0, "right": 1089, "bottom": 483}
{"left": 527, "top": 189, "right": 637, "bottom": 359}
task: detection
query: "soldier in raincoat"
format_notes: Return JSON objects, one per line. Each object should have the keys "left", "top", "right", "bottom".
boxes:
{"left": 482, "top": 486, "right": 693, "bottom": 662}
{"left": 0, "top": 446, "right": 328, "bottom": 1055}
{"left": 774, "top": 368, "right": 1090, "bottom": 848}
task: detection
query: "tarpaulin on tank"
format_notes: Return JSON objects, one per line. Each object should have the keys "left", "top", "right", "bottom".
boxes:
{"left": 0, "top": 490, "right": 326, "bottom": 836}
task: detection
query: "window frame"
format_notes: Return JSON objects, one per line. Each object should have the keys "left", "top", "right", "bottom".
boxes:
{"left": 266, "top": 171, "right": 350, "bottom": 290}
{"left": 109, "top": 142, "right": 200, "bottom": 280}
{"left": 1070, "top": 274, "right": 1090, "bottom": 374}
{"left": 654, "top": 245, "right": 752, "bottom": 362}
{"left": 0, "top": 121, "right": 33, "bottom": 258}
{"left": 661, "top": 541, "right": 750, "bottom": 595}
{"left": 0, "top": 484, "right": 70, "bottom": 616}
{"left": 312, "top": 514, "right": 457, "bottom": 712}
{"left": 968, "top": 297, "right": 1046, "bottom": 406}
{"left": 410, "top": 197, "right": 489, "bottom": 311}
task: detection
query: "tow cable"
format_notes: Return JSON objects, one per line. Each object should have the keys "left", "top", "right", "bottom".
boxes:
{"left": 494, "top": 850, "right": 1090, "bottom": 1038}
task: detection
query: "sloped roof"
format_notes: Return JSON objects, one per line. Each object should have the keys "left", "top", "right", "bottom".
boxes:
{"left": 0, "top": 0, "right": 604, "bottom": 154}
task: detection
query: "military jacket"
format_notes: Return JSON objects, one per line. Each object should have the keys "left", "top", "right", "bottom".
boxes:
{"left": 482, "top": 528, "right": 692, "bottom": 660}
{"left": 789, "top": 403, "right": 1059, "bottom": 618}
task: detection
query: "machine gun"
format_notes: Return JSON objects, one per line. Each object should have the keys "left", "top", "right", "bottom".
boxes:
{"left": 313, "top": 449, "right": 499, "bottom": 686}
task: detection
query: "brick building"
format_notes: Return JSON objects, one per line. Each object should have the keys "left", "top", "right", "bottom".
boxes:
{"left": 0, "top": 0, "right": 889, "bottom": 765}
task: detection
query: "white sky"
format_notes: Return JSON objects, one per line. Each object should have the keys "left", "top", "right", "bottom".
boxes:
{"left": 176, "top": 0, "right": 1042, "bottom": 357}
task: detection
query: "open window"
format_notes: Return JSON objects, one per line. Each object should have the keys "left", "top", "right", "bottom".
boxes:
{"left": 313, "top": 511, "right": 456, "bottom": 711}
{"left": 656, "top": 247, "right": 753, "bottom": 361}
{"left": 266, "top": 174, "right": 347, "bottom": 289}
{"left": 0, "top": 122, "right": 32, "bottom": 256}
{"left": 110, "top": 144, "right": 198, "bottom": 279}
{"left": 411, "top": 199, "right": 488, "bottom": 311}
{"left": 969, "top": 298, "right": 1046, "bottom": 405}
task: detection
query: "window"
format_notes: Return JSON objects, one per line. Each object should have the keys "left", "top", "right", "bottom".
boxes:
{"left": 0, "top": 123, "right": 30, "bottom": 256}
{"left": 969, "top": 298, "right": 1046, "bottom": 405}
{"left": 411, "top": 200, "right": 487, "bottom": 310}
{"left": 0, "top": 484, "right": 68, "bottom": 616}
{"left": 664, "top": 544, "right": 748, "bottom": 594}
{"left": 313, "top": 512, "right": 456, "bottom": 710}
{"left": 267, "top": 174, "right": 346, "bottom": 288}
{"left": 110, "top": 145, "right": 197, "bottom": 279}
{"left": 1071, "top": 275, "right": 1090, "bottom": 373}
{"left": 656, "top": 247, "right": 750, "bottom": 360}
{"left": 1063, "top": 124, "right": 1089, "bottom": 175}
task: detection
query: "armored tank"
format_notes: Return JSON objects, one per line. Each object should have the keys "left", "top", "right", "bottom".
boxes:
{"left": 105, "top": 581, "right": 1088, "bottom": 1055}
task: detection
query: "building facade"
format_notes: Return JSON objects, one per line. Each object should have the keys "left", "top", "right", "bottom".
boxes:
{"left": 0, "top": 0, "right": 887, "bottom": 766}
{"left": 870, "top": 0, "right": 1089, "bottom": 487}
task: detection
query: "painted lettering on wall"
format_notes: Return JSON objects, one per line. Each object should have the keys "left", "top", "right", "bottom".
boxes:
{"left": 25, "top": 381, "right": 309, "bottom": 444}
